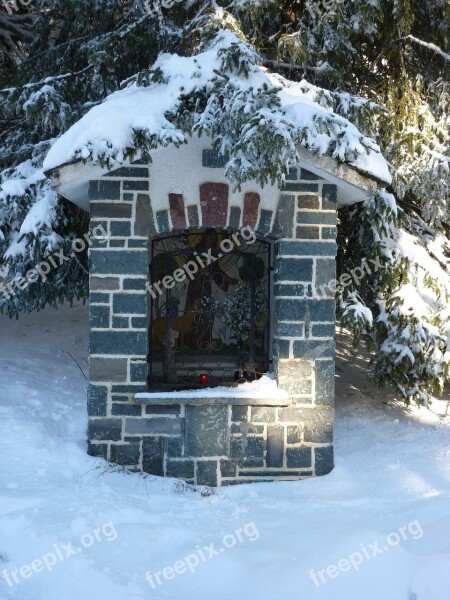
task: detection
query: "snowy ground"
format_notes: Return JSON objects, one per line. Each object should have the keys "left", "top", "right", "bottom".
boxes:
{"left": 1, "top": 303, "right": 450, "bottom": 600}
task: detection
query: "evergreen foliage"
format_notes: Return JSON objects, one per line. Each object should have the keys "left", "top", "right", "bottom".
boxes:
{"left": 1, "top": 0, "right": 449, "bottom": 403}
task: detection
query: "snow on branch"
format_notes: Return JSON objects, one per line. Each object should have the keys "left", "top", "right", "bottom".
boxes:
{"left": 401, "top": 35, "right": 450, "bottom": 64}
{"left": 43, "top": 30, "right": 392, "bottom": 186}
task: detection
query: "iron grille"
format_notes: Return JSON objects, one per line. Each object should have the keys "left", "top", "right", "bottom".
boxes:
{"left": 148, "top": 228, "right": 271, "bottom": 390}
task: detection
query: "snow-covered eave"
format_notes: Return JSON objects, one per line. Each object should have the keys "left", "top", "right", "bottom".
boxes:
{"left": 45, "top": 142, "right": 387, "bottom": 212}
{"left": 45, "top": 158, "right": 105, "bottom": 212}
{"left": 295, "top": 146, "right": 387, "bottom": 206}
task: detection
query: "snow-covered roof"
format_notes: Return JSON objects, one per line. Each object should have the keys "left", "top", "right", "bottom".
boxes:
{"left": 44, "top": 30, "right": 391, "bottom": 200}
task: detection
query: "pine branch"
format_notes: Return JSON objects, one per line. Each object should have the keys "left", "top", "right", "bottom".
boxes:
{"left": 0, "top": 64, "right": 96, "bottom": 94}
{"left": 399, "top": 35, "right": 450, "bottom": 64}
{"left": 262, "top": 58, "right": 319, "bottom": 73}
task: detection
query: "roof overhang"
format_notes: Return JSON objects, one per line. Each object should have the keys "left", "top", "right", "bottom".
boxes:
{"left": 44, "top": 145, "right": 386, "bottom": 213}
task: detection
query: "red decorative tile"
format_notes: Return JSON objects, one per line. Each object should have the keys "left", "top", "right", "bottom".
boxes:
{"left": 168, "top": 193, "right": 187, "bottom": 229}
{"left": 200, "top": 183, "right": 229, "bottom": 227}
{"left": 243, "top": 192, "right": 260, "bottom": 229}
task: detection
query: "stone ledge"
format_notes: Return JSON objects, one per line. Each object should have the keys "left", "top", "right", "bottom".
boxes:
{"left": 133, "top": 393, "right": 290, "bottom": 407}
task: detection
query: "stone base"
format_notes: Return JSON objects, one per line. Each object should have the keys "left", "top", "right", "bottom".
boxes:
{"left": 88, "top": 401, "right": 334, "bottom": 486}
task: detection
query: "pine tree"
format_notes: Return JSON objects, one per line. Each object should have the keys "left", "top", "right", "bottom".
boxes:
{"left": 1, "top": 0, "right": 449, "bottom": 404}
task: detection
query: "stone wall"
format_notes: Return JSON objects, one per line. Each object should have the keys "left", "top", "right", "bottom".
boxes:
{"left": 87, "top": 157, "right": 336, "bottom": 486}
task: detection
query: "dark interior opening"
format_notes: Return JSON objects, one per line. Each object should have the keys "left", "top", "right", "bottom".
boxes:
{"left": 147, "top": 228, "right": 272, "bottom": 391}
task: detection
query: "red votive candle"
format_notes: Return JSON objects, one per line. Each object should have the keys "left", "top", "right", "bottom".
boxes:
{"left": 199, "top": 374, "right": 208, "bottom": 384}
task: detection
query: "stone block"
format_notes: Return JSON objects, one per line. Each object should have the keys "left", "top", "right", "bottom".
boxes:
{"left": 90, "top": 331, "right": 147, "bottom": 355}
{"left": 322, "top": 227, "right": 337, "bottom": 240}
{"left": 131, "top": 316, "right": 147, "bottom": 328}
{"left": 256, "top": 209, "right": 273, "bottom": 236}
{"left": 297, "top": 195, "right": 320, "bottom": 209}
{"left": 87, "top": 442, "right": 108, "bottom": 459}
{"left": 87, "top": 385, "right": 108, "bottom": 416}
{"left": 277, "top": 359, "right": 312, "bottom": 379}
{"left": 110, "top": 221, "right": 131, "bottom": 237}
{"left": 296, "top": 226, "right": 320, "bottom": 239}
{"left": 274, "top": 283, "right": 312, "bottom": 298}
{"left": 286, "top": 425, "right": 303, "bottom": 444}
{"left": 110, "top": 442, "right": 140, "bottom": 466}
{"left": 314, "top": 445, "right": 334, "bottom": 475}
{"left": 125, "top": 417, "right": 181, "bottom": 435}
{"left": 112, "top": 384, "right": 146, "bottom": 393}
{"left": 130, "top": 360, "right": 147, "bottom": 382}
{"left": 166, "top": 459, "right": 195, "bottom": 479}
{"left": 283, "top": 183, "right": 319, "bottom": 193}
{"left": 275, "top": 258, "right": 313, "bottom": 282}
{"left": 89, "top": 292, "right": 110, "bottom": 304}
{"left": 293, "top": 340, "right": 335, "bottom": 359}
{"left": 89, "top": 180, "right": 120, "bottom": 200}
{"left": 145, "top": 405, "right": 180, "bottom": 415}
{"left": 311, "top": 324, "right": 335, "bottom": 337}
{"left": 196, "top": 461, "right": 218, "bottom": 486}
{"left": 231, "top": 423, "right": 264, "bottom": 434}
{"left": 134, "top": 193, "right": 156, "bottom": 237}
{"left": 315, "top": 359, "right": 335, "bottom": 404}
{"left": 91, "top": 202, "right": 132, "bottom": 218}
{"left": 266, "top": 426, "right": 284, "bottom": 468}
{"left": 239, "top": 458, "right": 265, "bottom": 469}
{"left": 230, "top": 436, "right": 264, "bottom": 459}
{"left": 112, "top": 316, "right": 129, "bottom": 328}
{"left": 123, "top": 180, "right": 149, "bottom": 191}
{"left": 156, "top": 210, "right": 170, "bottom": 233}
{"left": 90, "top": 276, "right": 120, "bottom": 291}
{"left": 143, "top": 437, "right": 164, "bottom": 475}
{"left": 296, "top": 212, "right": 336, "bottom": 225}
{"left": 202, "top": 149, "right": 229, "bottom": 168}
{"left": 165, "top": 437, "right": 182, "bottom": 458}
{"left": 187, "top": 205, "right": 199, "bottom": 227}
{"left": 276, "top": 299, "right": 335, "bottom": 322}
{"left": 231, "top": 406, "right": 248, "bottom": 422}
{"left": 273, "top": 194, "right": 295, "bottom": 239}
{"left": 322, "top": 184, "right": 337, "bottom": 210}
{"left": 185, "top": 406, "right": 229, "bottom": 457}
{"left": 228, "top": 206, "right": 241, "bottom": 229}
{"left": 277, "top": 241, "right": 337, "bottom": 256}
{"left": 300, "top": 168, "right": 320, "bottom": 180}
{"left": 275, "top": 323, "right": 304, "bottom": 337}
{"left": 272, "top": 338, "right": 290, "bottom": 358}
{"left": 286, "top": 447, "right": 312, "bottom": 468}
{"left": 111, "top": 403, "right": 142, "bottom": 416}
{"left": 250, "top": 407, "right": 276, "bottom": 423}
{"left": 279, "top": 406, "right": 334, "bottom": 423}
{"left": 314, "top": 258, "right": 336, "bottom": 292}
{"left": 113, "top": 293, "right": 147, "bottom": 315}
{"left": 89, "top": 305, "right": 110, "bottom": 329}
{"left": 122, "top": 278, "right": 146, "bottom": 291}
{"left": 89, "top": 357, "right": 128, "bottom": 382}
{"left": 89, "top": 218, "right": 108, "bottom": 235}
{"left": 88, "top": 418, "right": 122, "bottom": 441}
{"left": 128, "top": 239, "right": 148, "bottom": 248}
{"left": 220, "top": 459, "right": 238, "bottom": 478}
{"left": 304, "top": 423, "right": 333, "bottom": 443}
{"left": 90, "top": 250, "right": 147, "bottom": 275}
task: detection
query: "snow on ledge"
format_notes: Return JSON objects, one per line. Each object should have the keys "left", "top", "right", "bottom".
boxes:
{"left": 134, "top": 374, "right": 290, "bottom": 406}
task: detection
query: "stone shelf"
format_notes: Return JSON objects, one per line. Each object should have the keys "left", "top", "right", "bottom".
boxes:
{"left": 133, "top": 389, "right": 290, "bottom": 406}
